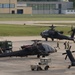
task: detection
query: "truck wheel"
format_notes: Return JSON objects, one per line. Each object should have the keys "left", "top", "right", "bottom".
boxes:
{"left": 44, "top": 65, "right": 49, "bottom": 70}
{"left": 31, "top": 68, "right": 34, "bottom": 71}
{"left": 51, "top": 38, "right": 54, "bottom": 41}
{"left": 42, "top": 55, "right": 45, "bottom": 58}
{"left": 37, "top": 66, "right": 42, "bottom": 71}
{"left": 37, "top": 55, "right": 40, "bottom": 58}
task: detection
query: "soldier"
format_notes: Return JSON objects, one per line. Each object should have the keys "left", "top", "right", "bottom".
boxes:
{"left": 0, "top": 47, "right": 3, "bottom": 53}
{"left": 67, "top": 41, "right": 70, "bottom": 49}
{"left": 64, "top": 41, "right": 67, "bottom": 49}
{"left": 56, "top": 40, "right": 60, "bottom": 49}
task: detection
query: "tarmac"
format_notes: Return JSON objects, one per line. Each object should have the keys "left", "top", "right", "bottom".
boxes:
{"left": 0, "top": 36, "right": 75, "bottom": 75}
{"left": 0, "top": 21, "right": 75, "bottom": 26}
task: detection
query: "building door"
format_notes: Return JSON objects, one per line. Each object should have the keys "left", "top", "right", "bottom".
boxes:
{"left": 12, "top": 10, "right": 15, "bottom": 14}
{"left": 17, "top": 9, "right": 23, "bottom": 14}
{"left": 58, "top": 4, "right": 62, "bottom": 14}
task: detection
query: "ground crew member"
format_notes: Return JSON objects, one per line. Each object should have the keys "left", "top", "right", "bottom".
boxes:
{"left": 64, "top": 41, "right": 67, "bottom": 49}
{"left": 56, "top": 40, "right": 60, "bottom": 49}
{"left": 67, "top": 41, "right": 70, "bottom": 49}
{"left": 0, "top": 47, "right": 3, "bottom": 53}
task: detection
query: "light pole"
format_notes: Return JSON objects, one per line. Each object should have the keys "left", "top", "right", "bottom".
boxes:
{"left": 35, "top": 5, "right": 37, "bottom": 14}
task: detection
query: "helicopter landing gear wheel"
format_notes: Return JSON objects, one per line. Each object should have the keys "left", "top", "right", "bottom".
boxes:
{"left": 45, "top": 38, "right": 48, "bottom": 41}
{"left": 37, "top": 66, "right": 42, "bottom": 71}
{"left": 42, "top": 55, "right": 45, "bottom": 58}
{"left": 44, "top": 65, "right": 49, "bottom": 70}
{"left": 51, "top": 38, "right": 54, "bottom": 41}
{"left": 31, "top": 68, "right": 34, "bottom": 71}
{"left": 37, "top": 55, "right": 40, "bottom": 58}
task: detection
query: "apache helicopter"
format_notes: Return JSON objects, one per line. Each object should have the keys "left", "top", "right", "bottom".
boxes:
{"left": 0, "top": 40, "right": 56, "bottom": 58}
{"left": 40, "top": 25, "right": 75, "bottom": 42}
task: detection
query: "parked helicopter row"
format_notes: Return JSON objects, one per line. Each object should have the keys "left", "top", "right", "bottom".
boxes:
{"left": 0, "top": 25, "right": 75, "bottom": 72}
{"left": 0, "top": 25, "right": 75, "bottom": 58}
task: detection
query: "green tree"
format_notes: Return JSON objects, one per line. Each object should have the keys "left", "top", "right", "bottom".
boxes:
{"left": 69, "top": 0, "right": 75, "bottom": 8}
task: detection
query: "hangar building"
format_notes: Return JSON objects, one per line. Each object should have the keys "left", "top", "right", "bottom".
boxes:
{"left": 0, "top": 0, "right": 73, "bottom": 14}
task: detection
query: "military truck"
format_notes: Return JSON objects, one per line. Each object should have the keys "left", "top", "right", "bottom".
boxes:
{"left": 0, "top": 41, "right": 12, "bottom": 53}
{"left": 30, "top": 57, "right": 51, "bottom": 71}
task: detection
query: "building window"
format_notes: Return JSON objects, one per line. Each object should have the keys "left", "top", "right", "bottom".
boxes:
{"left": 32, "top": 4, "right": 37, "bottom": 10}
{"left": 27, "top": 3, "right": 56, "bottom": 10}
{"left": 3, "top": 4, "right": 9, "bottom": 8}
{"left": 67, "top": 10, "right": 69, "bottom": 12}
{"left": 44, "top": 4, "right": 50, "bottom": 10}
{"left": 50, "top": 4, "right": 56, "bottom": 9}
{"left": 17, "top": 9, "right": 23, "bottom": 14}
{"left": 39, "top": 4, "right": 43, "bottom": 10}
{"left": 0, "top": 4, "right": 15, "bottom": 8}
{"left": 0, "top": 4, "right": 2, "bottom": 8}
{"left": 27, "top": 4, "right": 32, "bottom": 7}
{"left": 71, "top": 10, "right": 73, "bottom": 12}
{"left": 10, "top": 4, "right": 15, "bottom": 8}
